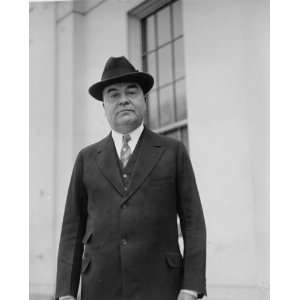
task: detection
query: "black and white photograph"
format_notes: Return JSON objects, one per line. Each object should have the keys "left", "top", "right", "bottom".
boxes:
{"left": 29, "top": 0, "right": 269, "bottom": 299}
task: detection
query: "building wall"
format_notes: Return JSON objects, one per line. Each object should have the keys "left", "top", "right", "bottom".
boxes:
{"left": 29, "top": 1, "right": 269, "bottom": 299}
{"left": 29, "top": 2, "right": 57, "bottom": 296}
{"left": 183, "top": 1, "right": 269, "bottom": 299}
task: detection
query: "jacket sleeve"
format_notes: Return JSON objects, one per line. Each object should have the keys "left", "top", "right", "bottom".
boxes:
{"left": 176, "top": 141, "right": 207, "bottom": 297}
{"left": 55, "top": 150, "right": 88, "bottom": 299}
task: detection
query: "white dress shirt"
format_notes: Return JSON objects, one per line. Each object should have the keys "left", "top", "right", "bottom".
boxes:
{"left": 59, "top": 123, "right": 197, "bottom": 300}
{"left": 111, "top": 123, "right": 144, "bottom": 158}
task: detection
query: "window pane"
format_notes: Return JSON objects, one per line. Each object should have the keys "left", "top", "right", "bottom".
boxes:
{"left": 174, "top": 38, "right": 185, "bottom": 79}
{"left": 157, "top": 6, "right": 171, "bottom": 46}
{"left": 181, "top": 127, "right": 189, "bottom": 151}
{"left": 159, "top": 85, "right": 174, "bottom": 126}
{"left": 158, "top": 45, "right": 172, "bottom": 86}
{"left": 147, "top": 91, "right": 159, "bottom": 129}
{"left": 172, "top": 0, "right": 183, "bottom": 38}
{"left": 141, "top": 1, "right": 188, "bottom": 151}
{"left": 146, "top": 15, "right": 155, "bottom": 51}
{"left": 147, "top": 52, "right": 157, "bottom": 90}
{"left": 175, "top": 79, "right": 187, "bottom": 120}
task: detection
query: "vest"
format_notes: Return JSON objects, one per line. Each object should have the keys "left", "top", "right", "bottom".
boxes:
{"left": 116, "top": 131, "right": 145, "bottom": 190}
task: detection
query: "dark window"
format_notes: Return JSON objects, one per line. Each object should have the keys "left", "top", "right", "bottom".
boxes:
{"left": 141, "top": 0, "right": 189, "bottom": 150}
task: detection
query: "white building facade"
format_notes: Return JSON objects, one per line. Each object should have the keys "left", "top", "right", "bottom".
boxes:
{"left": 29, "top": 0, "right": 269, "bottom": 299}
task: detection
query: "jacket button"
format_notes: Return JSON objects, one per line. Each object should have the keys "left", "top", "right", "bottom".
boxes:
{"left": 123, "top": 174, "right": 128, "bottom": 178}
{"left": 121, "top": 203, "right": 127, "bottom": 209}
{"left": 121, "top": 238, "right": 127, "bottom": 246}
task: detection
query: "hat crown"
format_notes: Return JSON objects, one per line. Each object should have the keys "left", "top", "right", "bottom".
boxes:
{"left": 88, "top": 56, "right": 154, "bottom": 101}
{"left": 101, "top": 56, "right": 138, "bottom": 81}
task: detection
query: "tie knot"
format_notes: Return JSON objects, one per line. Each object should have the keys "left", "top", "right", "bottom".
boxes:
{"left": 122, "top": 134, "right": 131, "bottom": 144}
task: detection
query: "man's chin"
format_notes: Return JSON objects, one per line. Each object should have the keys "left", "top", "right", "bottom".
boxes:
{"left": 114, "top": 118, "right": 141, "bottom": 133}
{"left": 117, "top": 115, "right": 136, "bottom": 124}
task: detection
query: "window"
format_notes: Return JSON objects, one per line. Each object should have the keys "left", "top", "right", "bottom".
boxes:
{"left": 129, "top": 0, "right": 187, "bottom": 250}
{"left": 139, "top": 0, "right": 189, "bottom": 151}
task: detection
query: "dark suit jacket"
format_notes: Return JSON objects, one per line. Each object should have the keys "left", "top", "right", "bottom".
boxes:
{"left": 55, "top": 127, "right": 207, "bottom": 300}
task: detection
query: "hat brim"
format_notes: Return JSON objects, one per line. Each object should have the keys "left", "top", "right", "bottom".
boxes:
{"left": 88, "top": 72, "right": 154, "bottom": 101}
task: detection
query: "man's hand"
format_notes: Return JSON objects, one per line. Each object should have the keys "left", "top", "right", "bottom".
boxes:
{"left": 177, "top": 290, "right": 197, "bottom": 300}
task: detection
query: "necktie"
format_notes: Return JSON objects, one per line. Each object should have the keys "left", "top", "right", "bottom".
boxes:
{"left": 120, "top": 134, "right": 132, "bottom": 168}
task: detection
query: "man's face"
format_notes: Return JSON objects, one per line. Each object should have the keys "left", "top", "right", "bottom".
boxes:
{"left": 103, "top": 82, "right": 146, "bottom": 134}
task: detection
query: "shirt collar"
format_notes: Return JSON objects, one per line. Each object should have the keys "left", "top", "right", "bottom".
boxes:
{"left": 111, "top": 123, "right": 144, "bottom": 157}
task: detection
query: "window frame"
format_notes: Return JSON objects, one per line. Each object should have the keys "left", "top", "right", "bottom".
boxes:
{"left": 128, "top": 0, "right": 188, "bottom": 146}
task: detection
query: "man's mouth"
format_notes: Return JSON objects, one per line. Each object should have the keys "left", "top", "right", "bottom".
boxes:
{"left": 118, "top": 109, "right": 134, "bottom": 114}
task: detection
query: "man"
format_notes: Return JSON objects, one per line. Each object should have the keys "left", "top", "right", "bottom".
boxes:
{"left": 55, "top": 56, "right": 207, "bottom": 300}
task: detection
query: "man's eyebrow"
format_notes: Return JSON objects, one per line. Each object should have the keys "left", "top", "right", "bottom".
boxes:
{"left": 106, "top": 87, "right": 118, "bottom": 94}
{"left": 127, "top": 84, "right": 139, "bottom": 89}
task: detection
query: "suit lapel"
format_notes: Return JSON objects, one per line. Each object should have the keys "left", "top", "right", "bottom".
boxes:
{"left": 122, "top": 127, "right": 165, "bottom": 204}
{"left": 95, "top": 133, "right": 124, "bottom": 196}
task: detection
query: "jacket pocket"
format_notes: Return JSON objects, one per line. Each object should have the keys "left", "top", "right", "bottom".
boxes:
{"left": 82, "top": 227, "right": 104, "bottom": 249}
{"left": 165, "top": 252, "right": 183, "bottom": 268}
{"left": 82, "top": 227, "right": 93, "bottom": 244}
{"left": 81, "top": 256, "right": 91, "bottom": 274}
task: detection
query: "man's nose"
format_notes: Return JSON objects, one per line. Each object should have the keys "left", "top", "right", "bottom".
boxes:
{"left": 119, "top": 93, "right": 130, "bottom": 105}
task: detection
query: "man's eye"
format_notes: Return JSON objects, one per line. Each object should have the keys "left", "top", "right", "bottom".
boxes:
{"left": 110, "top": 93, "right": 120, "bottom": 99}
{"left": 127, "top": 90, "right": 137, "bottom": 96}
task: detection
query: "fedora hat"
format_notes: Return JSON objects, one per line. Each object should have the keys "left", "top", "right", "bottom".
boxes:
{"left": 89, "top": 56, "right": 154, "bottom": 101}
